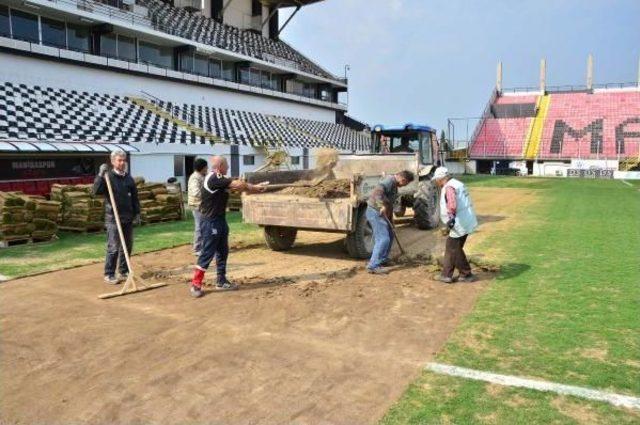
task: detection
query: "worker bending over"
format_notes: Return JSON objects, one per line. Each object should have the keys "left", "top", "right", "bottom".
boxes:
{"left": 190, "top": 156, "right": 265, "bottom": 298}
{"left": 366, "top": 170, "right": 415, "bottom": 274}
{"left": 432, "top": 167, "right": 478, "bottom": 283}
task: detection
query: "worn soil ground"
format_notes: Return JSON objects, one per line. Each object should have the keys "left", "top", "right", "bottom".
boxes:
{"left": 0, "top": 187, "right": 535, "bottom": 425}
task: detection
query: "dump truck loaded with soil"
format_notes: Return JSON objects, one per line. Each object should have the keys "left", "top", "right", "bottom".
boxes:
{"left": 242, "top": 132, "right": 442, "bottom": 259}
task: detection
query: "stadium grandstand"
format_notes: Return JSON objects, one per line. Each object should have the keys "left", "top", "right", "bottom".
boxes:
{"left": 448, "top": 58, "right": 640, "bottom": 178}
{"left": 0, "top": 0, "right": 369, "bottom": 195}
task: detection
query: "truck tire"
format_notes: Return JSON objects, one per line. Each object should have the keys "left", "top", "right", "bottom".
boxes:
{"left": 413, "top": 181, "right": 440, "bottom": 230}
{"left": 264, "top": 226, "right": 297, "bottom": 251}
{"left": 345, "top": 206, "right": 374, "bottom": 259}
{"left": 393, "top": 203, "right": 407, "bottom": 218}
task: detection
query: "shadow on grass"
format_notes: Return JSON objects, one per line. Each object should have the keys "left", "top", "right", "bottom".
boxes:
{"left": 477, "top": 215, "right": 505, "bottom": 224}
{"left": 496, "top": 262, "right": 531, "bottom": 280}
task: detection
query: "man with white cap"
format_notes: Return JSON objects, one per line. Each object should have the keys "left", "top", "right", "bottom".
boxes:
{"left": 431, "top": 167, "right": 478, "bottom": 283}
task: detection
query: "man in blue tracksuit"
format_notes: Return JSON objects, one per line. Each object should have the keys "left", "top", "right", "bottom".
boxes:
{"left": 189, "top": 156, "right": 265, "bottom": 298}
{"left": 366, "top": 170, "right": 414, "bottom": 274}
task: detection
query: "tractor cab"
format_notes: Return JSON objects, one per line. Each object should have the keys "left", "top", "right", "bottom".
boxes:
{"left": 370, "top": 123, "right": 440, "bottom": 166}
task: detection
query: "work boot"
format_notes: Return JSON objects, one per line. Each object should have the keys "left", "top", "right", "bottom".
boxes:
{"left": 380, "top": 258, "right": 398, "bottom": 267}
{"left": 367, "top": 267, "right": 390, "bottom": 275}
{"left": 434, "top": 274, "right": 455, "bottom": 284}
{"left": 215, "top": 277, "right": 239, "bottom": 291}
{"left": 458, "top": 273, "right": 477, "bottom": 283}
{"left": 104, "top": 275, "right": 120, "bottom": 285}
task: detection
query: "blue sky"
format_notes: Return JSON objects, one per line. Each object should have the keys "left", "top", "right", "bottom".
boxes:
{"left": 280, "top": 0, "right": 640, "bottom": 133}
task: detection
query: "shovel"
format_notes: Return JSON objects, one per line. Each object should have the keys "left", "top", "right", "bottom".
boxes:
{"left": 382, "top": 214, "right": 407, "bottom": 258}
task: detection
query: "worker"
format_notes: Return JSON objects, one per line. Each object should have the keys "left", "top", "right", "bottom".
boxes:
{"left": 431, "top": 167, "right": 478, "bottom": 283}
{"left": 92, "top": 149, "right": 140, "bottom": 285}
{"left": 190, "top": 156, "right": 266, "bottom": 298}
{"left": 366, "top": 170, "right": 415, "bottom": 274}
{"left": 391, "top": 137, "right": 415, "bottom": 153}
{"left": 187, "top": 158, "right": 208, "bottom": 256}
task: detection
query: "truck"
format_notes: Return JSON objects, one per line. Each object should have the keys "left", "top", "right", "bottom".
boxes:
{"left": 241, "top": 123, "right": 442, "bottom": 259}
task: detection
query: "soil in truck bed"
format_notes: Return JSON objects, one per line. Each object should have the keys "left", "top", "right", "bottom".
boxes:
{"left": 278, "top": 178, "right": 350, "bottom": 199}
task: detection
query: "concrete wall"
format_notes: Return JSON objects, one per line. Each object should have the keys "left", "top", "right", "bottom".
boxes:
{"left": 0, "top": 52, "right": 335, "bottom": 121}
{"left": 224, "top": 0, "right": 252, "bottom": 29}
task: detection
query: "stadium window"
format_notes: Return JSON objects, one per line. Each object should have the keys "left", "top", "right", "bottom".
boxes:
{"left": 251, "top": 0, "right": 262, "bottom": 16}
{"left": 139, "top": 40, "right": 173, "bottom": 69}
{"left": 290, "top": 156, "right": 300, "bottom": 165}
{"left": 173, "top": 155, "right": 184, "bottom": 177}
{"left": 209, "top": 59, "right": 221, "bottom": 78}
{"left": 118, "top": 34, "right": 136, "bottom": 62}
{"left": 0, "top": 6, "right": 10, "bottom": 37}
{"left": 243, "top": 155, "right": 255, "bottom": 166}
{"left": 286, "top": 80, "right": 303, "bottom": 96}
{"left": 239, "top": 67, "right": 251, "bottom": 85}
{"left": 221, "top": 61, "right": 235, "bottom": 81}
{"left": 42, "top": 17, "right": 66, "bottom": 48}
{"left": 10, "top": 9, "right": 39, "bottom": 43}
{"left": 100, "top": 33, "right": 117, "bottom": 58}
{"left": 67, "top": 23, "right": 91, "bottom": 52}
{"left": 179, "top": 51, "right": 194, "bottom": 73}
{"left": 194, "top": 54, "right": 208, "bottom": 76}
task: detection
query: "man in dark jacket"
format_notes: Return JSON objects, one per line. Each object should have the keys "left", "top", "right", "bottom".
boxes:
{"left": 93, "top": 149, "right": 140, "bottom": 284}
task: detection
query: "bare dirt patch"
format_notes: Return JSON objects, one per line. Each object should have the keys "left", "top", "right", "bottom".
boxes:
{"left": 0, "top": 187, "right": 532, "bottom": 425}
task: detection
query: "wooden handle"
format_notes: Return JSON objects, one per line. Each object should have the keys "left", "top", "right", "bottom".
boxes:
{"left": 104, "top": 172, "right": 134, "bottom": 276}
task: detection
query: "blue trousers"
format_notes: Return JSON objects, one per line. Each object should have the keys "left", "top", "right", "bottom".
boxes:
{"left": 197, "top": 216, "right": 229, "bottom": 280}
{"left": 366, "top": 206, "right": 393, "bottom": 269}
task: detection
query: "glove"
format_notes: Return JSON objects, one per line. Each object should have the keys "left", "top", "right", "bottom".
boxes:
{"left": 447, "top": 217, "right": 456, "bottom": 230}
{"left": 99, "top": 163, "right": 109, "bottom": 177}
{"left": 440, "top": 226, "right": 450, "bottom": 237}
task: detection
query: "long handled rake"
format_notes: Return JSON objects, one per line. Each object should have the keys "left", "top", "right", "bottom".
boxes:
{"left": 99, "top": 171, "right": 167, "bottom": 299}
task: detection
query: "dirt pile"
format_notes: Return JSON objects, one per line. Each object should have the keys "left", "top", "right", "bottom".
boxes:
{"left": 279, "top": 178, "right": 350, "bottom": 198}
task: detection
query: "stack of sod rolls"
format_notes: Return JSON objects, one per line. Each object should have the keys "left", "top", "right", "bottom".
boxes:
{"left": 21, "top": 194, "right": 61, "bottom": 240}
{"left": 51, "top": 184, "right": 105, "bottom": 232}
{"left": 135, "top": 177, "right": 183, "bottom": 224}
{"left": 0, "top": 192, "right": 32, "bottom": 242}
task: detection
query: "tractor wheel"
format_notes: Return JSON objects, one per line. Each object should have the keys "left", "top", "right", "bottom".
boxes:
{"left": 345, "top": 206, "right": 374, "bottom": 259}
{"left": 413, "top": 181, "right": 440, "bottom": 230}
{"left": 264, "top": 226, "right": 297, "bottom": 251}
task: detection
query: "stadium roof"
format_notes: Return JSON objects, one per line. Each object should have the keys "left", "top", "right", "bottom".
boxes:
{"left": 259, "top": 0, "right": 325, "bottom": 8}
{"left": 0, "top": 141, "right": 139, "bottom": 153}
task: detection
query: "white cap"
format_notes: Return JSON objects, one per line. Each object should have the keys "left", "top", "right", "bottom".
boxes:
{"left": 431, "top": 166, "right": 450, "bottom": 181}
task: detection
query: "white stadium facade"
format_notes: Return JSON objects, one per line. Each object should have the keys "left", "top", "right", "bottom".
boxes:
{"left": 0, "top": 0, "right": 370, "bottom": 194}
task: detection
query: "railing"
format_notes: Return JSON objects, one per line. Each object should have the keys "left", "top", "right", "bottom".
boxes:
{"left": 1, "top": 35, "right": 345, "bottom": 110}
{"left": 42, "top": 0, "right": 342, "bottom": 83}
{"left": 501, "top": 82, "right": 639, "bottom": 94}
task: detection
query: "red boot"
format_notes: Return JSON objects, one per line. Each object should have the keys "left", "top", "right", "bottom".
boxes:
{"left": 190, "top": 267, "right": 205, "bottom": 298}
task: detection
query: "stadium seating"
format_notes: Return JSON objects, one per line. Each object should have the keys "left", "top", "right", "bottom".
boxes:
{"left": 469, "top": 90, "right": 640, "bottom": 160}
{"left": 469, "top": 117, "right": 532, "bottom": 158}
{"left": 0, "top": 82, "right": 194, "bottom": 144}
{"left": 0, "top": 82, "right": 369, "bottom": 151}
{"left": 154, "top": 101, "right": 370, "bottom": 151}
{"left": 539, "top": 91, "right": 640, "bottom": 159}
{"left": 137, "top": 0, "right": 332, "bottom": 79}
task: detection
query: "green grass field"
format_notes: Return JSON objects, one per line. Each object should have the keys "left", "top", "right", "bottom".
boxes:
{"left": 382, "top": 177, "right": 640, "bottom": 424}
{"left": 0, "top": 211, "right": 260, "bottom": 280}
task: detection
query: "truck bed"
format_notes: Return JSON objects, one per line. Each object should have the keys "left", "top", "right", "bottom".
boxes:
{"left": 242, "top": 193, "right": 354, "bottom": 232}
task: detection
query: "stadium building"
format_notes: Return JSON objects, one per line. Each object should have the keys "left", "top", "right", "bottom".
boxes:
{"left": 449, "top": 58, "right": 640, "bottom": 178}
{"left": 0, "top": 0, "right": 370, "bottom": 195}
